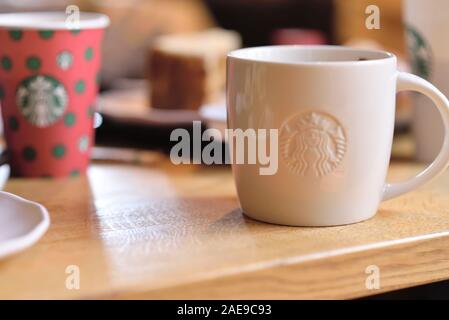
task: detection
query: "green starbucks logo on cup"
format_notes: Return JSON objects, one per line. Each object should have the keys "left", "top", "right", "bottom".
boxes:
{"left": 406, "top": 24, "right": 432, "bottom": 80}
{"left": 16, "top": 75, "right": 68, "bottom": 127}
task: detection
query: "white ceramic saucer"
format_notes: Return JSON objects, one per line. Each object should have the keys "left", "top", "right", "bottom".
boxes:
{"left": 0, "top": 191, "right": 50, "bottom": 259}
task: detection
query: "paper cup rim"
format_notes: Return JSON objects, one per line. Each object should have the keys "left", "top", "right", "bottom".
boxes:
{"left": 0, "top": 11, "right": 110, "bottom": 30}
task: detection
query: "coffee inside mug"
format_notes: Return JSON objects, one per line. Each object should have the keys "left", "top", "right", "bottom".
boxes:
{"left": 228, "top": 46, "right": 394, "bottom": 64}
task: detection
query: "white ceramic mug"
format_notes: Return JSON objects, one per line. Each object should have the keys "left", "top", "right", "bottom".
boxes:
{"left": 226, "top": 45, "right": 449, "bottom": 226}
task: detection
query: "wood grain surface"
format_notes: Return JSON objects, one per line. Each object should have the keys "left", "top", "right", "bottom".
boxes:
{"left": 1, "top": 153, "right": 449, "bottom": 299}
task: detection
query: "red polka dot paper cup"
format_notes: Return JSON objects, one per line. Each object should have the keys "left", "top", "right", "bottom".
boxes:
{"left": 0, "top": 12, "right": 109, "bottom": 178}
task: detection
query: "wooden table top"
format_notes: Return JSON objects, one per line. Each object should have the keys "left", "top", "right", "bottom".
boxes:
{"left": 2, "top": 149, "right": 449, "bottom": 299}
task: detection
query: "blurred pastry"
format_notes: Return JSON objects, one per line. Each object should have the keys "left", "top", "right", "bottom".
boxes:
{"left": 85, "top": 0, "right": 215, "bottom": 84}
{"left": 149, "top": 29, "right": 241, "bottom": 110}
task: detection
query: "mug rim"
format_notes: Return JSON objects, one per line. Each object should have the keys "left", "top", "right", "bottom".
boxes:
{"left": 0, "top": 11, "right": 110, "bottom": 30}
{"left": 227, "top": 45, "right": 396, "bottom": 66}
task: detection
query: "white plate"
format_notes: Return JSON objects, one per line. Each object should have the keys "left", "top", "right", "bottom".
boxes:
{"left": 97, "top": 85, "right": 200, "bottom": 125}
{"left": 199, "top": 101, "right": 227, "bottom": 123}
{"left": 0, "top": 192, "right": 50, "bottom": 259}
{"left": 199, "top": 102, "right": 227, "bottom": 141}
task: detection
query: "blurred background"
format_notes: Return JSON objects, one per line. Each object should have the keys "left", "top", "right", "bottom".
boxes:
{"left": 0, "top": 0, "right": 416, "bottom": 159}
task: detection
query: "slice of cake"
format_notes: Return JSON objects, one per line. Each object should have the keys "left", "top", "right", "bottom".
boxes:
{"left": 149, "top": 29, "right": 241, "bottom": 110}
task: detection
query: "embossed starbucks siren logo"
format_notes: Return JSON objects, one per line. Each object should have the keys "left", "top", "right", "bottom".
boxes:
{"left": 280, "top": 111, "right": 346, "bottom": 177}
{"left": 406, "top": 24, "right": 432, "bottom": 79}
{"left": 16, "top": 75, "right": 68, "bottom": 127}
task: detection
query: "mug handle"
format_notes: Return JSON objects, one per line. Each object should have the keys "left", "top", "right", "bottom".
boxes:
{"left": 383, "top": 72, "right": 449, "bottom": 201}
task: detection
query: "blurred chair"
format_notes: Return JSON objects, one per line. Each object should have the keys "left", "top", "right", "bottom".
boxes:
{"left": 334, "top": 0, "right": 405, "bottom": 54}
{"left": 205, "top": 0, "right": 334, "bottom": 46}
